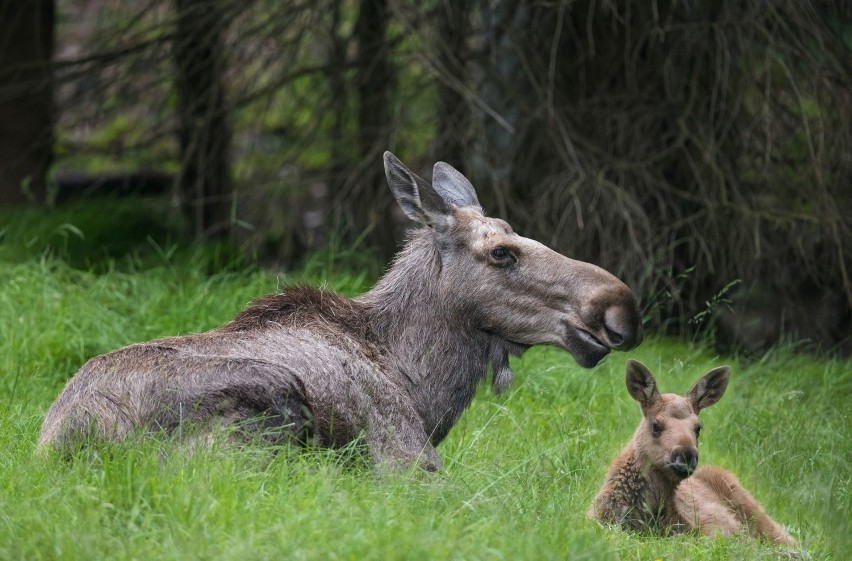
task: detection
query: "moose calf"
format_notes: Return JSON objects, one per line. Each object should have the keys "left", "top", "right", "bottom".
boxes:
{"left": 39, "top": 152, "right": 642, "bottom": 470}
{"left": 589, "top": 360, "right": 795, "bottom": 547}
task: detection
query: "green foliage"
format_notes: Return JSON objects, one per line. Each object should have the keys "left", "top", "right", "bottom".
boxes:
{"left": 0, "top": 220, "right": 848, "bottom": 559}
{"left": 0, "top": 196, "right": 264, "bottom": 276}
{"left": 0, "top": 197, "right": 176, "bottom": 268}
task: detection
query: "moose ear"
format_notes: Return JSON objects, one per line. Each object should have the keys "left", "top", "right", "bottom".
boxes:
{"left": 432, "top": 161, "right": 482, "bottom": 213}
{"left": 384, "top": 152, "right": 453, "bottom": 230}
{"left": 625, "top": 360, "right": 659, "bottom": 408}
{"left": 687, "top": 366, "right": 730, "bottom": 412}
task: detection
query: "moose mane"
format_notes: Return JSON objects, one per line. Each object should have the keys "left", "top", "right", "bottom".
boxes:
{"left": 223, "top": 285, "right": 366, "bottom": 332}
{"left": 220, "top": 286, "right": 381, "bottom": 359}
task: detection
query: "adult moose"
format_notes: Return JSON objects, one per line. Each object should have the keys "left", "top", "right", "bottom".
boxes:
{"left": 39, "top": 152, "right": 642, "bottom": 470}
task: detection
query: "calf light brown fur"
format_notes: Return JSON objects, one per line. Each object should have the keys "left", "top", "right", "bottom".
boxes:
{"left": 589, "top": 360, "right": 795, "bottom": 547}
{"left": 38, "top": 152, "right": 642, "bottom": 470}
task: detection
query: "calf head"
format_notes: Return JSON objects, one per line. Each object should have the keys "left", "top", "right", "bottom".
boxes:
{"left": 383, "top": 152, "right": 642, "bottom": 368}
{"left": 625, "top": 359, "right": 730, "bottom": 481}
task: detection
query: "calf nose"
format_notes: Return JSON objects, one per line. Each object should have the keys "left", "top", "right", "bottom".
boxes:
{"left": 669, "top": 447, "right": 699, "bottom": 478}
{"left": 603, "top": 305, "right": 642, "bottom": 350}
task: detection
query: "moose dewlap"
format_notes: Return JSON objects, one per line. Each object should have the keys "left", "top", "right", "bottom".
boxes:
{"left": 39, "top": 152, "right": 642, "bottom": 470}
{"left": 589, "top": 360, "right": 796, "bottom": 547}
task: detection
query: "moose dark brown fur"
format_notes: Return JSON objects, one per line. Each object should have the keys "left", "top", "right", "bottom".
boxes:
{"left": 589, "top": 360, "right": 795, "bottom": 547}
{"left": 39, "top": 152, "right": 641, "bottom": 470}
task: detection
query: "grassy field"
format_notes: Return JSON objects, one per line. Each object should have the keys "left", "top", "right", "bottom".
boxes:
{"left": 0, "top": 203, "right": 849, "bottom": 560}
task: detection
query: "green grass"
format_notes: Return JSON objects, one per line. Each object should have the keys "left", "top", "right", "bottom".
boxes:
{"left": 0, "top": 204, "right": 849, "bottom": 560}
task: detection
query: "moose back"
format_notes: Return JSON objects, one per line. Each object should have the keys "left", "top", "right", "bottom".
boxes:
{"left": 39, "top": 152, "right": 642, "bottom": 470}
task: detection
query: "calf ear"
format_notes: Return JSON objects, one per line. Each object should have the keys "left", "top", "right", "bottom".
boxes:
{"left": 687, "top": 366, "right": 730, "bottom": 412}
{"left": 625, "top": 360, "right": 659, "bottom": 408}
{"left": 384, "top": 152, "right": 453, "bottom": 231}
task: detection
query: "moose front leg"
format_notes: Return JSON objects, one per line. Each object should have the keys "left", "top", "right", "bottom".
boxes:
{"left": 366, "top": 407, "right": 442, "bottom": 472}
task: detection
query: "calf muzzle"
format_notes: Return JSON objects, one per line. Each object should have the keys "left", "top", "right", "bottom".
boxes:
{"left": 667, "top": 446, "right": 698, "bottom": 479}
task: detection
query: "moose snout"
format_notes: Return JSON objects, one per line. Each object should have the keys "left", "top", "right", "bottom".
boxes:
{"left": 667, "top": 446, "right": 698, "bottom": 479}
{"left": 602, "top": 303, "right": 642, "bottom": 350}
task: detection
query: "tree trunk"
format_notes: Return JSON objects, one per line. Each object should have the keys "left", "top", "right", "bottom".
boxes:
{"left": 174, "top": 0, "right": 232, "bottom": 240}
{"left": 470, "top": 0, "right": 528, "bottom": 217}
{"left": 432, "top": 0, "right": 470, "bottom": 170}
{"left": 352, "top": 0, "right": 395, "bottom": 256}
{"left": 0, "top": 1, "right": 54, "bottom": 206}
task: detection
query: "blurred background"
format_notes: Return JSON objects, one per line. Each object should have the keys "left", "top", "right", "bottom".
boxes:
{"left": 1, "top": 0, "right": 850, "bottom": 355}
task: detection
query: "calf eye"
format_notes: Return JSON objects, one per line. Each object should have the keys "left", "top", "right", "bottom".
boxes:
{"left": 651, "top": 421, "right": 662, "bottom": 437}
{"left": 695, "top": 425, "right": 702, "bottom": 438}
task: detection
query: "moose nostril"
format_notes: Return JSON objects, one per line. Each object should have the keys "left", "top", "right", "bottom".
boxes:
{"left": 603, "top": 307, "right": 640, "bottom": 349}
{"left": 605, "top": 326, "right": 624, "bottom": 347}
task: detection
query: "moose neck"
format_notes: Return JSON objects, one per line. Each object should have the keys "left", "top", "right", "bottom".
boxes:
{"left": 357, "top": 230, "right": 494, "bottom": 445}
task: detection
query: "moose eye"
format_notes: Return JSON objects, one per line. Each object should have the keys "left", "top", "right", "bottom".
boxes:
{"left": 490, "top": 246, "right": 510, "bottom": 259}
{"left": 651, "top": 422, "right": 662, "bottom": 437}
{"left": 489, "top": 246, "right": 514, "bottom": 264}
{"left": 695, "top": 425, "right": 702, "bottom": 438}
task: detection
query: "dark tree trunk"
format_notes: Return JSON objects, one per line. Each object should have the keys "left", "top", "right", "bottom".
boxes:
{"left": 471, "top": 0, "right": 528, "bottom": 217}
{"left": 432, "top": 0, "right": 470, "bottom": 170}
{"left": 328, "top": 0, "right": 349, "bottom": 180}
{"left": 321, "top": 0, "right": 348, "bottom": 251}
{"left": 174, "top": 0, "right": 232, "bottom": 240}
{"left": 352, "top": 0, "right": 395, "bottom": 256}
{"left": 0, "top": 1, "right": 54, "bottom": 206}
